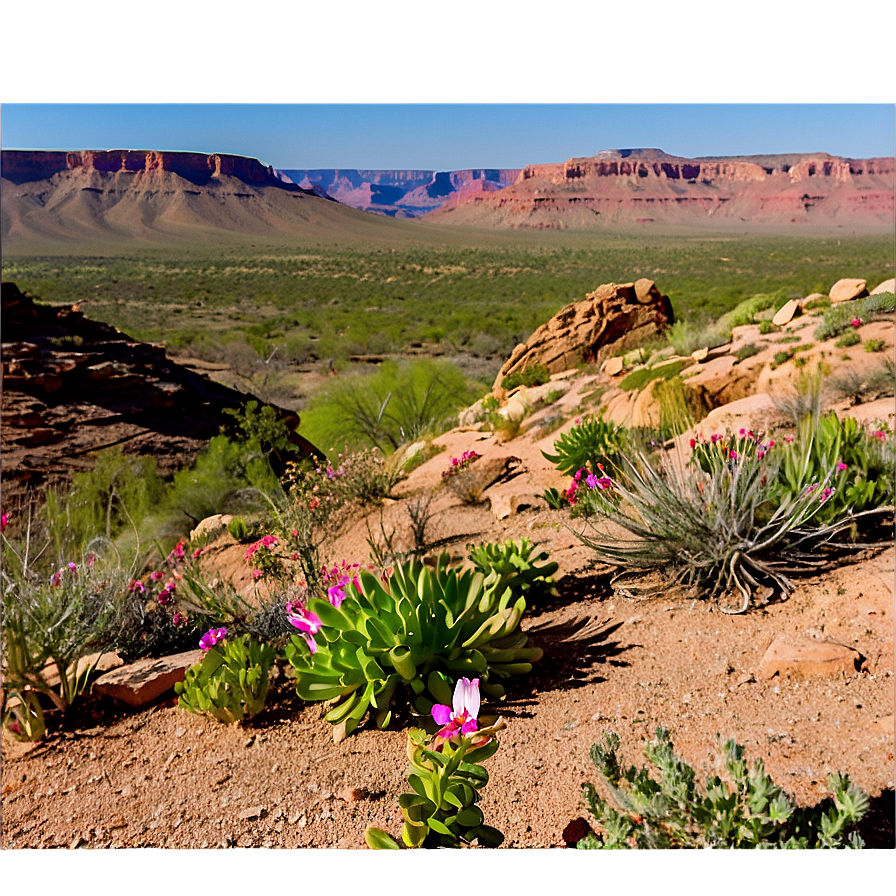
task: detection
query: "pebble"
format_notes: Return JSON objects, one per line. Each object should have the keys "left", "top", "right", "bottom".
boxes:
{"left": 238, "top": 806, "right": 267, "bottom": 821}
{"left": 337, "top": 785, "right": 370, "bottom": 802}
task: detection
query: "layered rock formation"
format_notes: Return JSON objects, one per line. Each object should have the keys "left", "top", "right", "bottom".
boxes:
{"left": 494, "top": 279, "right": 674, "bottom": 391}
{"left": 425, "top": 149, "right": 895, "bottom": 231}
{"left": 0, "top": 282, "right": 318, "bottom": 505}
{"left": 283, "top": 168, "right": 520, "bottom": 217}
{"left": 1, "top": 149, "right": 402, "bottom": 247}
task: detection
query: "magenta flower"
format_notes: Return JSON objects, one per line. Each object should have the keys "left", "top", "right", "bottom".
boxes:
{"left": 784, "top": 435, "right": 794, "bottom": 444}
{"left": 0, "top": 512, "right": 9, "bottom": 533}
{"left": 872, "top": 430, "right": 887, "bottom": 441}
{"left": 432, "top": 678, "right": 480, "bottom": 743}
{"left": 287, "top": 605, "right": 323, "bottom": 654}
{"left": 711, "top": 433, "right": 723, "bottom": 443}
{"left": 68, "top": 562, "right": 78, "bottom": 573}
{"left": 172, "top": 613, "right": 187, "bottom": 627}
{"left": 729, "top": 449, "right": 738, "bottom": 459}
{"left": 50, "top": 570, "right": 63, "bottom": 587}
{"left": 851, "top": 318, "right": 862, "bottom": 328}
{"left": 252, "top": 569, "right": 263, "bottom": 580}
{"left": 129, "top": 579, "right": 146, "bottom": 594}
{"left": 199, "top": 627, "right": 227, "bottom": 651}
{"left": 150, "top": 570, "right": 164, "bottom": 581}
{"left": 689, "top": 438, "right": 697, "bottom": 449}
{"left": 192, "top": 548, "right": 203, "bottom": 559}
{"left": 836, "top": 462, "right": 848, "bottom": 471}
{"left": 819, "top": 487, "right": 835, "bottom": 503}
{"left": 565, "top": 479, "right": 579, "bottom": 505}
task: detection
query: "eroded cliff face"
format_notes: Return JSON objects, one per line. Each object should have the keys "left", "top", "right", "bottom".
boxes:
{"left": 427, "top": 150, "right": 895, "bottom": 230}
{"left": 1, "top": 150, "right": 303, "bottom": 190}
{"left": 283, "top": 168, "right": 521, "bottom": 216}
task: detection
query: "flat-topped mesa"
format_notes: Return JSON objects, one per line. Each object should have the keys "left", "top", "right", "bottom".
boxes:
{"left": 1, "top": 149, "right": 303, "bottom": 190}
{"left": 494, "top": 279, "right": 674, "bottom": 393}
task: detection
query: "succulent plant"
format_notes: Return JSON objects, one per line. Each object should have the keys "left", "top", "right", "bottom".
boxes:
{"left": 284, "top": 554, "right": 542, "bottom": 741}
{"left": 542, "top": 414, "right": 626, "bottom": 477}
{"left": 468, "top": 538, "right": 559, "bottom": 608}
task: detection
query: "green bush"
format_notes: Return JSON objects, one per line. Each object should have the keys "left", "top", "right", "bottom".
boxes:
{"left": 619, "top": 360, "right": 687, "bottom": 392}
{"left": 579, "top": 728, "right": 868, "bottom": 848}
{"left": 542, "top": 415, "right": 626, "bottom": 477}
{"left": 299, "top": 359, "right": 482, "bottom": 457}
{"left": 175, "top": 633, "right": 276, "bottom": 724}
{"left": 836, "top": 331, "right": 862, "bottom": 348}
{"left": 283, "top": 555, "right": 542, "bottom": 741}
{"left": 864, "top": 338, "right": 885, "bottom": 353}
{"left": 227, "top": 517, "right": 249, "bottom": 541}
{"left": 758, "top": 319, "right": 778, "bottom": 335}
{"left": 500, "top": 363, "right": 550, "bottom": 391}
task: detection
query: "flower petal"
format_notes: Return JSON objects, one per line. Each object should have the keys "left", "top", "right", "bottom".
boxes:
{"left": 431, "top": 703, "right": 453, "bottom": 725}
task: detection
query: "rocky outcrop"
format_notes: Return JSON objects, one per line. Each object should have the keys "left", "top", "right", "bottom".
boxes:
{"left": 425, "top": 149, "right": 895, "bottom": 231}
{"left": 0, "top": 282, "right": 319, "bottom": 504}
{"left": 495, "top": 280, "right": 674, "bottom": 390}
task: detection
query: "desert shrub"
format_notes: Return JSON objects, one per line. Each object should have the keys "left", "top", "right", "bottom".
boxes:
{"left": 864, "top": 338, "right": 886, "bottom": 353}
{"left": 283, "top": 555, "right": 542, "bottom": 741}
{"left": 542, "top": 415, "right": 626, "bottom": 477}
{"left": 714, "top": 291, "right": 781, "bottom": 332}
{"left": 299, "top": 359, "right": 481, "bottom": 456}
{"left": 803, "top": 294, "right": 831, "bottom": 311}
{"left": 772, "top": 350, "right": 791, "bottom": 367}
{"left": 771, "top": 363, "right": 828, "bottom": 424}
{"left": 224, "top": 400, "right": 305, "bottom": 475}
{"left": 468, "top": 539, "right": 558, "bottom": 608}
{"left": 758, "top": 319, "right": 777, "bottom": 335}
{"left": 175, "top": 632, "right": 276, "bottom": 724}
{"left": 366, "top": 680, "right": 505, "bottom": 849}
{"left": 227, "top": 517, "right": 249, "bottom": 541}
{"left": 441, "top": 450, "right": 488, "bottom": 504}
{"left": 734, "top": 342, "right": 761, "bottom": 362}
{"left": 619, "top": 360, "right": 687, "bottom": 392}
{"left": 815, "top": 294, "right": 894, "bottom": 342}
{"left": 579, "top": 728, "right": 868, "bottom": 849}
{"left": 574, "top": 427, "right": 848, "bottom": 613}
{"left": 653, "top": 375, "right": 696, "bottom": 435}
{"left": 541, "top": 486, "right": 567, "bottom": 510}
{"left": 830, "top": 359, "right": 895, "bottom": 405}
{"left": 0, "top": 538, "right": 127, "bottom": 722}
{"left": 500, "top": 363, "right": 550, "bottom": 391}
{"left": 42, "top": 448, "right": 166, "bottom": 558}
{"left": 836, "top": 331, "right": 862, "bottom": 348}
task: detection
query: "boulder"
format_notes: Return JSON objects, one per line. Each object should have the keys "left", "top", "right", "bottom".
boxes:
{"left": 772, "top": 298, "right": 802, "bottom": 326}
{"left": 41, "top": 651, "right": 123, "bottom": 689}
{"left": 629, "top": 378, "right": 663, "bottom": 428}
{"left": 829, "top": 278, "right": 868, "bottom": 304}
{"left": 871, "top": 278, "right": 895, "bottom": 295}
{"left": 190, "top": 514, "right": 234, "bottom": 541}
{"left": 92, "top": 649, "right": 205, "bottom": 707}
{"left": 488, "top": 491, "right": 544, "bottom": 520}
{"left": 495, "top": 280, "right": 673, "bottom": 390}
{"left": 602, "top": 356, "right": 624, "bottom": 377}
{"left": 756, "top": 636, "right": 860, "bottom": 680}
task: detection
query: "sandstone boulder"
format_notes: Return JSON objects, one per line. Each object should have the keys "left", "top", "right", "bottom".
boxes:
{"left": 495, "top": 280, "right": 673, "bottom": 391}
{"left": 871, "top": 278, "right": 895, "bottom": 295}
{"left": 829, "top": 278, "right": 868, "bottom": 304}
{"left": 756, "top": 636, "right": 860, "bottom": 680}
{"left": 92, "top": 649, "right": 205, "bottom": 707}
{"left": 602, "top": 356, "right": 624, "bottom": 377}
{"left": 772, "top": 298, "right": 802, "bottom": 326}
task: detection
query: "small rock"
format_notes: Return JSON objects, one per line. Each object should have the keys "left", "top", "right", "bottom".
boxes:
{"left": 338, "top": 785, "right": 371, "bottom": 802}
{"left": 757, "top": 635, "right": 861, "bottom": 680}
{"left": 175, "top": 727, "right": 186, "bottom": 737}
{"left": 870, "top": 278, "right": 895, "bottom": 296}
{"left": 829, "top": 278, "right": 868, "bottom": 304}
{"left": 92, "top": 649, "right": 204, "bottom": 707}
{"left": 562, "top": 817, "right": 593, "bottom": 847}
{"left": 238, "top": 806, "right": 267, "bottom": 821}
{"left": 691, "top": 347, "right": 709, "bottom": 361}
{"left": 602, "top": 356, "right": 624, "bottom": 377}
{"left": 736, "top": 673, "right": 755, "bottom": 685}
{"left": 772, "top": 298, "right": 802, "bottom": 327}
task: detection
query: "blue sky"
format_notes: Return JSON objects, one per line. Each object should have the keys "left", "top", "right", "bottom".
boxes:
{"left": 3, "top": 3, "right": 894, "bottom": 174}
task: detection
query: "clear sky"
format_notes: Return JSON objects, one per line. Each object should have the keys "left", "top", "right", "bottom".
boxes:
{"left": 2, "top": 3, "right": 894, "bottom": 173}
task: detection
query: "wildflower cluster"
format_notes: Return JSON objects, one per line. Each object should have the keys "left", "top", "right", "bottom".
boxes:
{"left": 441, "top": 449, "right": 480, "bottom": 478}
{"left": 366, "top": 678, "right": 505, "bottom": 849}
{"left": 244, "top": 533, "right": 282, "bottom": 580}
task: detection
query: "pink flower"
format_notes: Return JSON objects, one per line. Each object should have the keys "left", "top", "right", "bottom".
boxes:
{"left": 86, "top": 553, "right": 97, "bottom": 567}
{"left": 199, "top": 627, "right": 227, "bottom": 651}
{"left": 851, "top": 318, "right": 862, "bottom": 328}
{"left": 68, "top": 562, "right": 77, "bottom": 573}
{"left": 192, "top": 548, "right": 203, "bottom": 559}
{"left": 767, "top": 440, "right": 776, "bottom": 448}
{"left": 150, "top": 571, "right": 164, "bottom": 581}
{"left": 431, "top": 678, "right": 480, "bottom": 743}
{"left": 784, "top": 435, "right": 794, "bottom": 444}
{"left": 291, "top": 529, "right": 299, "bottom": 538}
{"left": 819, "top": 487, "right": 835, "bottom": 504}
{"left": 689, "top": 438, "right": 697, "bottom": 449}
{"left": 287, "top": 605, "right": 323, "bottom": 654}
{"left": 129, "top": 580, "right": 146, "bottom": 593}
{"left": 252, "top": 569, "right": 263, "bottom": 580}
{"left": 729, "top": 450, "right": 738, "bottom": 459}
{"left": 872, "top": 430, "right": 887, "bottom": 441}
{"left": 711, "top": 434, "right": 723, "bottom": 443}
{"left": 0, "top": 512, "right": 9, "bottom": 533}
{"left": 836, "top": 462, "right": 848, "bottom": 471}
{"left": 50, "top": 570, "right": 63, "bottom": 587}
{"left": 172, "top": 613, "right": 187, "bottom": 627}
{"left": 565, "top": 479, "right": 578, "bottom": 505}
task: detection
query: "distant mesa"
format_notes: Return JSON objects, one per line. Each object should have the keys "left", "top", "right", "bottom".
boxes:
{"left": 422, "top": 148, "right": 895, "bottom": 232}
{"left": 282, "top": 168, "right": 521, "bottom": 217}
